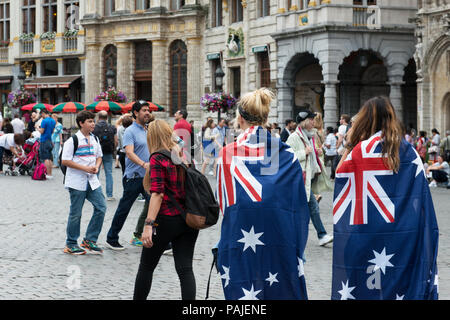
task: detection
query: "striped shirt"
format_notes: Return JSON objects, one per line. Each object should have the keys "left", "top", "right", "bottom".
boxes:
{"left": 61, "top": 130, "right": 103, "bottom": 191}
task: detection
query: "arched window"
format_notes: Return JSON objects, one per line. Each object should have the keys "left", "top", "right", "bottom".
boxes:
{"left": 169, "top": 40, "right": 187, "bottom": 115}
{"left": 103, "top": 44, "right": 117, "bottom": 89}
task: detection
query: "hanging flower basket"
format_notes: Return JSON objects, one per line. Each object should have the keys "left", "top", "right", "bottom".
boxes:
{"left": 7, "top": 89, "right": 37, "bottom": 109}
{"left": 64, "top": 29, "right": 79, "bottom": 38}
{"left": 200, "top": 92, "right": 237, "bottom": 113}
{"left": 19, "top": 33, "right": 35, "bottom": 41}
{"left": 40, "top": 31, "right": 57, "bottom": 40}
{"left": 94, "top": 87, "right": 127, "bottom": 103}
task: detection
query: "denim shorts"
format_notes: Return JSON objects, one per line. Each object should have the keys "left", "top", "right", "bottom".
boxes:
{"left": 39, "top": 139, "right": 53, "bottom": 161}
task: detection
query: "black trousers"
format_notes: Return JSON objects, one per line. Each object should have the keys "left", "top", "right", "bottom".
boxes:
{"left": 133, "top": 214, "right": 199, "bottom": 300}
{"left": 432, "top": 170, "right": 448, "bottom": 183}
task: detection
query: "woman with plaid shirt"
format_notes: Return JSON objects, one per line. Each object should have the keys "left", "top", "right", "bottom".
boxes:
{"left": 133, "top": 119, "right": 199, "bottom": 300}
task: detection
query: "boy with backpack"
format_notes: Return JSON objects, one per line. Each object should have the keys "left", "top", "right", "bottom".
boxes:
{"left": 93, "top": 110, "right": 117, "bottom": 201}
{"left": 61, "top": 110, "right": 106, "bottom": 255}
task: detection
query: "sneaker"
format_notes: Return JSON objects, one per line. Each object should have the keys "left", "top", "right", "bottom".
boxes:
{"left": 163, "top": 243, "right": 173, "bottom": 255}
{"left": 137, "top": 194, "right": 145, "bottom": 202}
{"left": 130, "top": 236, "right": 143, "bottom": 247}
{"left": 318, "top": 234, "right": 334, "bottom": 247}
{"left": 429, "top": 181, "right": 437, "bottom": 187}
{"left": 208, "top": 171, "right": 214, "bottom": 176}
{"left": 81, "top": 239, "right": 103, "bottom": 255}
{"left": 105, "top": 240, "right": 125, "bottom": 251}
{"left": 46, "top": 175, "right": 54, "bottom": 180}
{"left": 107, "top": 197, "right": 116, "bottom": 201}
{"left": 63, "top": 245, "right": 86, "bottom": 255}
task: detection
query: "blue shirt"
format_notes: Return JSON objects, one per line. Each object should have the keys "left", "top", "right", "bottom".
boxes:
{"left": 123, "top": 122, "right": 149, "bottom": 179}
{"left": 40, "top": 117, "right": 56, "bottom": 143}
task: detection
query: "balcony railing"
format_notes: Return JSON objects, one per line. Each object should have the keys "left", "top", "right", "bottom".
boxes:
{"left": 353, "top": 6, "right": 369, "bottom": 27}
{"left": 21, "top": 40, "right": 34, "bottom": 54}
{"left": 0, "top": 47, "right": 8, "bottom": 62}
{"left": 64, "top": 36, "right": 78, "bottom": 52}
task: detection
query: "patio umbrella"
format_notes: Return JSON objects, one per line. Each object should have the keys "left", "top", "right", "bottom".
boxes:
{"left": 86, "top": 100, "right": 124, "bottom": 113}
{"left": 122, "top": 101, "right": 165, "bottom": 113}
{"left": 52, "top": 102, "right": 86, "bottom": 113}
{"left": 21, "top": 103, "right": 54, "bottom": 112}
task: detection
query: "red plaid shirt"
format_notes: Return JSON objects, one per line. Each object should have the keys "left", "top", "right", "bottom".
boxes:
{"left": 149, "top": 153, "right": 185, "bottom": 216}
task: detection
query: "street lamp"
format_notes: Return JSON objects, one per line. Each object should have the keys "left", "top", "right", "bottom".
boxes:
{"left": 215, "top": 64, "right": 225, "bottom": 92}
{"left": 106, "top": 68, "right": 116, "bottom": 89}
{"left": 214, "top": 64, "right": 225, "bottom": 121}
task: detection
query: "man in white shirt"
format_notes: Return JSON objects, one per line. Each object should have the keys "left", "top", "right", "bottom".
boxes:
{"left": 11, "top": 114, "right": 25, "bottom": 134}
{"left": 61, "top": 110, "right": 106, "bottom": 256}
{"left": 323, "top": 126, "right": 338, "bottom": 179}
{"left": 0, "top": 133, "right": 25, "bottom": 173}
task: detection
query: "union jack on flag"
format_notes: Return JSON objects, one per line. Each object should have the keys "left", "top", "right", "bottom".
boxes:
{"left": 333, "top": 131, "right": 395, "bottom": 225}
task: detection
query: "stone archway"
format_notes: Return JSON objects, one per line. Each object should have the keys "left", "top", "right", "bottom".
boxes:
{"left": 294, "top": 57, "right": 324, "bottom": 118}
{"left": 338, "top": 50, "right": 389, "bottom": 116}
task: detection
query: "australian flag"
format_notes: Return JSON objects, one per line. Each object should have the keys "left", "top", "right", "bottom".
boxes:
{"left": 216, "top": 126, "right": 310, "bottom": 300}
{"left": 332, "top": 132, "right": 439, "bottom": 300}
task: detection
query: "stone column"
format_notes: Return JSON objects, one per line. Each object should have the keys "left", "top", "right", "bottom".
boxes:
{"left": 322, "top": 81, "right": 339, "bottom": 129}
{"left": 34, "top": 60, "right": 42, "bottom": 77}
{"left": 151, "top": 39, "right": 168, "bottom": 117}
{"left": 116, "top": 41, "right": 132, "bottom": 101}
{"left": 186, "top": 37, "right": 202, "bottom": 121}
{"left": 389, "top": 81, "right": 404, "bottom": 122}
{"left": 277, "top": 82, "right": 295, "bottom": 125}
{"left": 56, "top": 58, "right": 64, "bottom": 76}
{"left": 85, "top": 43, "right": 102, "bottom": 103}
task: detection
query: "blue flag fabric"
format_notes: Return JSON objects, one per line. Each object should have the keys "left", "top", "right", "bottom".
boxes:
{"left": 332, "top": 132, "right": 439, "bottom": 300}
{"left": 216, "top": 126, "right": 310, "bottom": 300}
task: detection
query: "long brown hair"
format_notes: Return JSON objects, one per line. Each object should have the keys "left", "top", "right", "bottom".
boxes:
{"left": 348, "top": 96, "right": 402, "bottom": 172}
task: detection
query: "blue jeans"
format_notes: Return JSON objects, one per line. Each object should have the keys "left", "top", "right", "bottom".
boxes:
{"left": 98, "top": 153, "right": 114, "bottom": 197}
{"left": 66, "top": 184, "right": 107, "bottom": 247}
{"left": 107, "top": 176, "right": 150, "bottom": 243}
{"left": 52, "top": 141, "right": 61, "bottom": 165}
{"left": 308, "top": 192, "right": 327, "bottom": 239}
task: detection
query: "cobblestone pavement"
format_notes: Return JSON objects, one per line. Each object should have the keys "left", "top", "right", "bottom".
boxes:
{"left": 0, "top": 166, "right": 448, "bottom": 300}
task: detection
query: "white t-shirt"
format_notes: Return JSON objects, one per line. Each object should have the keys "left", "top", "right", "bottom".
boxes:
{"left": 11, "top": 118, "right": 25, "bottom": 134}
{"left": 337, "top": 124, "right": 348, "bottom": 154}
{"left": 324, "top": 133, "right": 337, "bottom": 156}
{"left": 0, "top": 133, "right": 15, "bottom": 149}
{"left": 441, "top": 161, "right": 450, "bottom": 177}
{"left": 61, "top": 131, "right": 103, "bottom": 191}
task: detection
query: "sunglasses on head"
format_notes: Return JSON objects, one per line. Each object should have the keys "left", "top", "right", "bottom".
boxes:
{"left": 138, "top": 100, "right": 149, "bottom": 107}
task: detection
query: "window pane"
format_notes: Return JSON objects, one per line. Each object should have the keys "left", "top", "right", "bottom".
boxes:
{"left": 43, "top": 60, "right": 58, "bottom": 76}
{"left": 43, "top": 7, "right": 49, "bottom": 32}
{"left": 64, "top": 58, "right": 81, "bottom": 75}
{"left": 135, "top": 41, "right": 152, "bottom": 70}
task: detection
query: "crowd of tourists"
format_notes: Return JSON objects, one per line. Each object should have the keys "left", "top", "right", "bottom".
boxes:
{"left": 0, "top": 90, "right": 446, "bottom": 300}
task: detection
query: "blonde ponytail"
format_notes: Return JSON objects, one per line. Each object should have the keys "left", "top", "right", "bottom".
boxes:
{"left": 237, "top": 88, "right": 275, "bottom": 126}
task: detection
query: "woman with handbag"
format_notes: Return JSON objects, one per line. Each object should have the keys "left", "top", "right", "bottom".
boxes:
{"left": 428, "top": 128, "right": 441, "bottom": 163}
{"left": 133, "top": 119, "right": 199, "bottom": 300}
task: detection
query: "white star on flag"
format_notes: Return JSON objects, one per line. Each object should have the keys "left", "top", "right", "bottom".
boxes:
{"left": 265, "top": 272, "right": 279, "bottom": 286}
{"left": 237, "top": 226, "right": 264, "bottom": 253}
{"left": 396, "top": 294, "right": 405, "bottom": 300}
{"left": 368, "top": 247, "right": 394, "bottom": 274}
{"left": 286, "top": 148, "right": 298, "bottom": 163}
{"left": 297, "top": 257, "right": 305, "bottom": 277}
{"left": 239, "top": 284, "right": 262, "bottom": 300}
{"left": 221, "top": 266, "right": 230, "bottom": 287}
{"left": 338, "top": 280, "right": 356, "bottom": 300}
{"left": 412, "top": 148, "right": 425, "bottom": 177}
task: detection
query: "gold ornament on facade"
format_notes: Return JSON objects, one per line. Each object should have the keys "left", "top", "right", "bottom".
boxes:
{"left": 321, "top": 0, "right": 331, "bottom": 4}
{"left": 241, "top": 0, "right": 247, "bottom": 8}
{"left": 223, "top": 0, "right": 228, "bottom": 12}
{"left": 21, "top": 61, "right": 34, "bottom": 78}
{"left": 308, "top": 0, "right": 317, "bottom": 6}
{"left": 289, "top": 5, "right": 298, "bottom": 11}
{"left": 41, "top": 39, "right": 56, "bottom": 53}
{"left": 277, "top": 8, "right": 286, "bottom": 14}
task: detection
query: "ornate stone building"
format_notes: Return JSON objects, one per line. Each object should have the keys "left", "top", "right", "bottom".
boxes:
{"left": 271, "top": 0, "right": 418, "bottom": 129}
{"left": 414, "top": 0, "right": 450, "bottom": 133}
{"left": 81, "top": 0, "right": 206, "bottom": 122}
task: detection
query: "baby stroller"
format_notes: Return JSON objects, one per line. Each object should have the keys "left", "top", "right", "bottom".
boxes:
{"left": 15, "top": 140, "right": 40, "bottom": 176}
{"left": 4, "top": 139, "right": 40, "bottom": 176}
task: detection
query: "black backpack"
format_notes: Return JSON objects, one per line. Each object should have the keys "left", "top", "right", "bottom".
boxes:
{"left": 152, "top": 150, "right": 220, "bottom": 230}
{"left": 94, "top": 122, "right": 115, "bottom": 154}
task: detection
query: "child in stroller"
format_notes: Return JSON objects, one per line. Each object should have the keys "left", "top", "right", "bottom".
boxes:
{"left": 0, "top": 133, "right": 26, "bottom": 176}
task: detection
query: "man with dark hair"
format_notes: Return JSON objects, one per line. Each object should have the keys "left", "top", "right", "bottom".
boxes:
{"left": 106, "top": 100, "right": 152, "bottom": 251}
{"left": 174, "top": 109, "right": 193, "bottom": 160}
{"left": 39, "top": 109, "right": 56, "bottom": 179}
{"left": 93, "top": 110, "right": 118, "bottom": 201}
{"left": 281, "top": 119, "right": 295, "bottom": 142}
{"left": 61, "top": 110, "right": 106, "bottom": 255}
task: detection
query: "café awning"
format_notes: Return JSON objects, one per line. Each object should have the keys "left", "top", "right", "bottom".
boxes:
{"left": 0, "top": 76, "right": 13, "bottom": 84}
{"left": 23, "top": 75, "right": 81, "bottom": 89}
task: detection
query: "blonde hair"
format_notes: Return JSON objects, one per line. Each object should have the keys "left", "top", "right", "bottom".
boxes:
{"left": 237, "top": 88, "right": 275, "bottom": 126}
{"left": 143, "top": 119, "right": 178, "bottom": 192}
{"left": 313, "top": 113, "right": 323, "bottom": 131}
